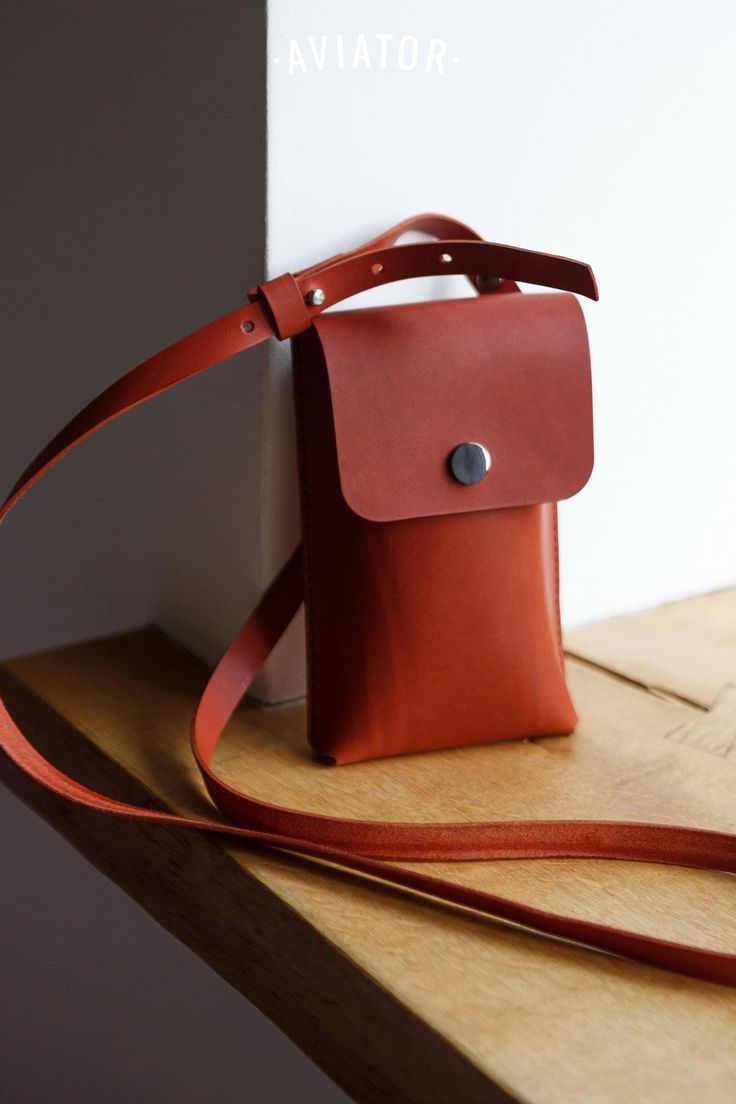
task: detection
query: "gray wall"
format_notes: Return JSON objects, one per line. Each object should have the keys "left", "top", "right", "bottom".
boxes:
{"left": 1, "top": 3, "right": 346, "bottom": 1099}
{"left": 2, "top": 0, "right": 267, "bottom": 666}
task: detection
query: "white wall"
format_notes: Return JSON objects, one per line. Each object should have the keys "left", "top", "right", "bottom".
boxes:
{"left": 258, "top": 0, "right": 736, "bottom": 700}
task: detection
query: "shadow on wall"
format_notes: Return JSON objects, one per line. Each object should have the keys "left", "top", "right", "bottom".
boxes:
{"left": 1, "top": 0, "right": 267, "bottom": 665}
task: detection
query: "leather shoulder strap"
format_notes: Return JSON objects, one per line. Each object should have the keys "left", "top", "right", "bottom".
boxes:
{"left": 3, "top": 215, "right": 735, "bottom": 987}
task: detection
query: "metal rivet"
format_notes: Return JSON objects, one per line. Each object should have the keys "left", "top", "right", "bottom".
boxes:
{"left": 476, "top": 274, "right": 503, "bottom": 291}
{"left": 306, "top": 287, "right": 326, "bottom": 307}
{"left": 241, "top": 320, "right": 254, "bottom": 333}
{"left": 439, "top": 252, "right": 453, "bottom": 264}
{"left": 449, "top": 442, "right": 492, "bottom": 485}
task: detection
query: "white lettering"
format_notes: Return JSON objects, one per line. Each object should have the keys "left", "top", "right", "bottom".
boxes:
{"left": 425, "top": 38, "right": 447, "bottom": 75}
{"left": 277, "top": 34, "right": 452, "bottom": 76}
{"left": 375, "top": 33, "right": 392, "bottom": 69}
{"left": 352, "top": 33, "right": 371, "bottom": 69}
{"left": 307, "top": 35, "right": 327, "bottom": 71}
{"left": 397, "top": 35, "right": 419, "bottom": 71}
{"left": 288, "top": 39, "right": 307, "bottom": 74}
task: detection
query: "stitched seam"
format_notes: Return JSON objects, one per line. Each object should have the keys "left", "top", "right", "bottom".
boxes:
{"left": 552, "top": 502, "right": 565, "bottom": 670}
{"left": 293, "top": 337, "right": 320, "bottom": 750}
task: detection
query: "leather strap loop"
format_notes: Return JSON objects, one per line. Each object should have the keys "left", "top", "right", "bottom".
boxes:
{"left": 258, "top": 272, "right": 312, "bottom": 340}
{"left": 2, "top": 214, "right": 733, "bottom": 987}
{"left": 296, "top": 211, "right": 490, "bottom": 293}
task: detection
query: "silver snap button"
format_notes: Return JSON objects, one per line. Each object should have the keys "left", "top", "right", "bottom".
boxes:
{"left": 449, "top": 442, "right": 492, "bottom": 485}
{"left": 475, "top": 274, "right": 503, "bottom": 291}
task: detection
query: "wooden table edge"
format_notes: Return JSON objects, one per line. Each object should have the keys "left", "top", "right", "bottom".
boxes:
{"left": 0, "top": 653, "right": 518, "bottom": 1104}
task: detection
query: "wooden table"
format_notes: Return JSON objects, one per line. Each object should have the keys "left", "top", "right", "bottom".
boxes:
{"left": 2, "top": 592, "right": 735, "bottom": 1104}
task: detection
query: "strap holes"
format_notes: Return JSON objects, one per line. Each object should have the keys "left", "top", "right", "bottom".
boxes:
{"left": 439, "top": 252, "right": 453, "bottom": 264}
{"left": 242, "top": 320, "right": 255, "bottom": 333}
{"left": 370, "top": 263, "right": 384, "bottom": 276}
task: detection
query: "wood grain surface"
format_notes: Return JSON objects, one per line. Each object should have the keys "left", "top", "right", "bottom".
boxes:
{"left": 2, "top": 591, "right": 736, "bottom": 1104}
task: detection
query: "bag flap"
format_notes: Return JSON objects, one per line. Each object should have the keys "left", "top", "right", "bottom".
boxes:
{"left": 311, "top": 291, "right": 593, "bottom": 523}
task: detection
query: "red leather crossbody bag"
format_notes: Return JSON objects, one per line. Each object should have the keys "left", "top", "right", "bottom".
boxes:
{"left": 2, "top": 214, "right": 734, "bottom": 985}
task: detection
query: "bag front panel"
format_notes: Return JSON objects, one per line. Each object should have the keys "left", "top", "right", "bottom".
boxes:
{"left": 293, "top": 324, "right": 577, "bottom": 764}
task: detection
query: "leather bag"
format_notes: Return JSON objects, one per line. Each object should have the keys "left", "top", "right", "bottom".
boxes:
{"left": 2, "top": 213, "right": 734, "bottom": 986}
